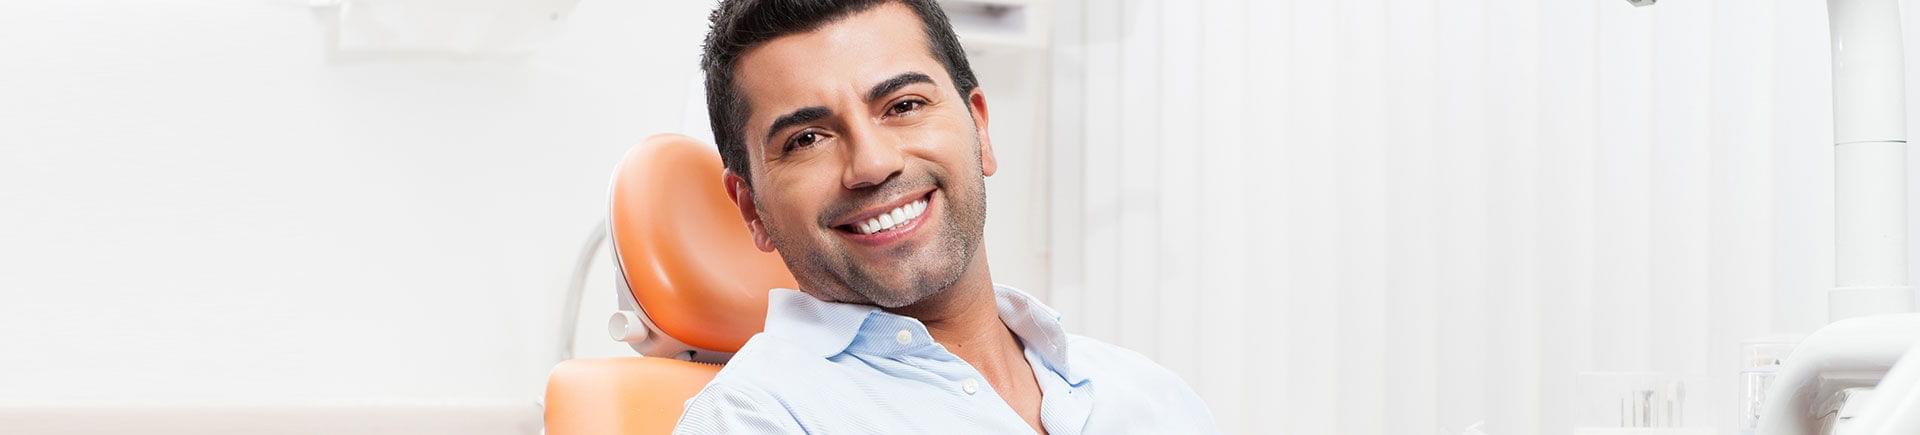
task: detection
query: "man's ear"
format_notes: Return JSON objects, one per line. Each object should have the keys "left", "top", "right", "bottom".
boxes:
{"left": 967, "top": 88, "right": 997, "bottom": 177}
{"left": 723, "top": 170, "right": 777, "bottom": 252}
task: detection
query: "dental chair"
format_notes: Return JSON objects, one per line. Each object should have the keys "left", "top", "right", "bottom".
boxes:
{"left": 544, "top": 134, "right": 798, "bottom": 435}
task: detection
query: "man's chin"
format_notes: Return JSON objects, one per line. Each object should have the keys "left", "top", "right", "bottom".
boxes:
{"left": 850, "top": 282, "right": 938, "bottom": 308}
{"left": 842, "top": 270, "right": 950, "bottom": 308}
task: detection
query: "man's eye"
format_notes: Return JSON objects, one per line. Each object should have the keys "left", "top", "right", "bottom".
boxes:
{"left": 887, "top": 99, "right": 925, "bottom": 116}
{"left": 785, "top": 131, "right": 823, "bottom": 151}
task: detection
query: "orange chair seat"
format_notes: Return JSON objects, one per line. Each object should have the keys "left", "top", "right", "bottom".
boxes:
{"left": 545, "top": 357, "right": 722, "bottom": 435}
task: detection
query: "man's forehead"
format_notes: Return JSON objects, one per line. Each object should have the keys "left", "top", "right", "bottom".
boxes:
{"left": 732, "top": 4, "right": 951, "bottom": 124}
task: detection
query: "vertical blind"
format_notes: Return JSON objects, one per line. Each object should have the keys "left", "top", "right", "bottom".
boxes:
{"left": 1035, "top": 0, "right": 1905, "bottom": 433}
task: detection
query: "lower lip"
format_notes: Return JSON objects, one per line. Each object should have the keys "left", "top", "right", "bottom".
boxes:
{"left": 839, "top": 192, "right": 935, "bottom": 246}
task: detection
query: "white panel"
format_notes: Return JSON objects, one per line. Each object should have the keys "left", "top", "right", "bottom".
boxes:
{"left": 1284, "top": 0, "right": 1340, "bottom": 432}
{"left": 1772, "top": 0, "right": 1836, "bottom": 335}
{"left": 1536, "top": 0, "right": 1601, "bottom": 432}
{"left": 1908, "top": 0, "right": 1920, "bottom": 326}
{"left": 1431, "top": 0, "right": 1491, "bottom": 429}
{"left": 1709, "top": 1, "right": 1779, "bottom": 431}
{"left": 1240, "top": 0, "right": 1293, "bottom": 427}
{"left": 1593, "top": 1, "right": 1656, "bottom": 373}
{"left": 1647, "top": 0, "right": 1715, "bottom": 378}
{"left": 1048, "top": 0, "right": 1836, "bottom": 432}
{"left": 1383, "top": 1, "right": 1442, "bottom": 433}
{"left": 1195, "top": 0, "right": 1249, "bottom": 430}
{"left": 1077, "top": 0, "right": 1122, "bottom": 343}
{"left": 1484, "top": 0, "right": 1543, "bottom": 432}
{"left": 1333, "top": 0, "right": 1388, "bottom": 431}
{"left": 1046, "top": 0, "right": 1088, "bottom": 335}
{"left": 1154, "top": 0, "right": 1202, "bottom": 383}
{"left": 1115, "top": 0, "right": 1162, "bottom": 355}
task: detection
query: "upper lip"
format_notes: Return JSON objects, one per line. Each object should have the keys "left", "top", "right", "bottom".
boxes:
{"left": 828, "top": 188, "right": 935, "bottom": 229}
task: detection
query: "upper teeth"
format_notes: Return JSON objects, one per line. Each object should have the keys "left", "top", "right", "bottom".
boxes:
{"left": 855, "top": 199, "right": 927, "bottom": 235}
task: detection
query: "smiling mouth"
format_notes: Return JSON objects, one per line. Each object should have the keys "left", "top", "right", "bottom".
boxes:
{"left": 835, "top": 191, "right": 932, "bottom": 235}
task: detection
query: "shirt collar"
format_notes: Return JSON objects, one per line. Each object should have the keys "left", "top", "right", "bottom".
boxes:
{"left": 760, "top": 284, "right": 1088, "bottom": 385}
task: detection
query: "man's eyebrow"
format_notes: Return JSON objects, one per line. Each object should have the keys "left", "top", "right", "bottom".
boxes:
{"left": 764, "top": 106, "right": 832, "bottom": 145}
{"left": 866, "top": 72, "right": 936, "bottom": 102}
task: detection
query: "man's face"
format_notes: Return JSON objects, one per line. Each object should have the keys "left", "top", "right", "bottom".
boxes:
{"left": 725, "top": 3, "right": 996, "bottom": 308}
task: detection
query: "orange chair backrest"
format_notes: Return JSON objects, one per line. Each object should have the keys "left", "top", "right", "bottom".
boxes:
{"left": 608, "top": 133, "right": 799, "bottom": 353}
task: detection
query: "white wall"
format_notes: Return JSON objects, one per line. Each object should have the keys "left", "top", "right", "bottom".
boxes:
{"left": 0, "top": 0, "right": 714, "bottom": 407}
{"left": 1045, "top": 0, "right": 1920, "bottom": 434}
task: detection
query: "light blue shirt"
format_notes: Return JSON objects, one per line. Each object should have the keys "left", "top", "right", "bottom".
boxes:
{"left": 673, "top": 284, "right": 1218, "bottom": 434}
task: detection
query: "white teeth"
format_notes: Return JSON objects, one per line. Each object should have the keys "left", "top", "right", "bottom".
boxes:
{"left": 852, "top": 199, "right": 929, "bottom": 235}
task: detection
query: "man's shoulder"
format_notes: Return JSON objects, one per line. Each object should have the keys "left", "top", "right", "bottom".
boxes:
{"left": 674, "top": 333, "right": 814, "bottom": 433}
{"left": 1060, "top": 333, "right": 1219, "bottom": 430}
{"left": 1063, "top": 334, "right": 1176, "bottom": 377}
{"left": 1062, "top": 333, "right": 1205, "bottom": 398}
{"left": 675, "top": 333, "right": 820, "bottom": 430}
{"left": 701, "top": 332, "right": 824, "bottom": 391}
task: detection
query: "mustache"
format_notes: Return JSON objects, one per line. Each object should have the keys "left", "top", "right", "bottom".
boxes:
{"left": 818, "top": 172, "right": 938, "bottom": 227}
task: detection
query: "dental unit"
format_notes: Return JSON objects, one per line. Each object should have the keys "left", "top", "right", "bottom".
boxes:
{"left": 1622, "top": 0, "right": 1920, "bottom": 434}
{"left": 1751, "top": 0, "right": 1920, "bottom": 433}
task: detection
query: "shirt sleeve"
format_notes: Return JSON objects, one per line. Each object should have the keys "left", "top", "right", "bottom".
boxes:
{"left": 672, "top": 383, "right": 807, "bottom": 435}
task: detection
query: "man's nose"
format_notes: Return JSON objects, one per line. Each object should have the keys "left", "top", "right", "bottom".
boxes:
{"left": 841, "top": 125, "right": 905, "bottom": 190}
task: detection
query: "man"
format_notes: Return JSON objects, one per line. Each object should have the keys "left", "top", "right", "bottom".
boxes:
{"left": 677, "top": 0, "right": 1218, "bottom": 433}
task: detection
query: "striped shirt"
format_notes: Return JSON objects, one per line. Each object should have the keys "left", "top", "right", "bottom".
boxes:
{"left": 673, "top": 284, "right": 1218, "bottom": 434}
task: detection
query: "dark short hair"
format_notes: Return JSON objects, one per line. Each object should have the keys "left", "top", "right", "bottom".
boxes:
{"left": 700, "top": 0, "right": 978, "bottom": 184}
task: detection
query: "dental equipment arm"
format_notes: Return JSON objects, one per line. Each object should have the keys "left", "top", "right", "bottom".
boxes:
{"left": 1846, "top": 338, "right": 1920, "bottom": 434}
{"left": 1754, "top": 0, "right": 1917, "bottom": 433}
{"left": 1826, "top": 0, "right": 1912, "bottom": 321}
{"left": 554, "top": 219, "right": 608, "bottom": 366}
{"left": 1756, "top": 315, "right": 1920, "bottom": 435}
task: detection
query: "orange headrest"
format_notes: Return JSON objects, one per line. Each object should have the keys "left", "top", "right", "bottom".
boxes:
{"left": 608, "top": 134, "right": 798, "bottom": 358}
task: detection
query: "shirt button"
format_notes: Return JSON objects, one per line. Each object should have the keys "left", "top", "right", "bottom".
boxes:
{"left": 895, "top": 329, "right": 912, "bottom": 345}
{"left": 962, "top": 378, "right": 980, "bottom": 395}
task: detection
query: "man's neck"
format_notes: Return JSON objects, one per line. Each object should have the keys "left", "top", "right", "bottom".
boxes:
{"left": 885, "top": 257, "right": 1035, "bottom": 389}
{"left": 892, "top": 275, "right": 1015, "bottom": 359}
{"left": 879, "top": 256, "right": 1006, "bottom": 348}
